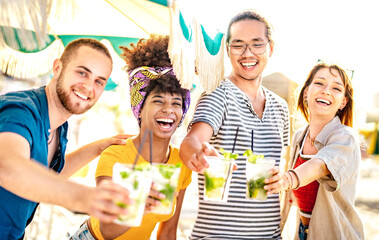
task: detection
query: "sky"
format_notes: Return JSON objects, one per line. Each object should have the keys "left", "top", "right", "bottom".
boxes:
{"left": 180, "top": 0, "right": 379, "bottom": 113}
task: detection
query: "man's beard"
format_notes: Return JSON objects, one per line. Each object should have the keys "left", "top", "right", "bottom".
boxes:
{"left": 56, "top": 73, "right": 93, "bottom": 115}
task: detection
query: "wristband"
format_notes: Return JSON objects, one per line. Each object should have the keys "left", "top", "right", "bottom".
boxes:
{"left": 288, "top": 169, "right": 301, "bottom": 190}
{"left": 283, "top": 172, "right": 292, "bottom": 192}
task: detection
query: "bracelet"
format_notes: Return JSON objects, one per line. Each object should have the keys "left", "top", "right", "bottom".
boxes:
{"left": 288, "top": 169, "right": 301, "bottom": 190}
{"left": 283, "top": 172, "right": 292, "bottom": 192}
{"left": 287, "top": 171, "right": 294, "bottom": 191}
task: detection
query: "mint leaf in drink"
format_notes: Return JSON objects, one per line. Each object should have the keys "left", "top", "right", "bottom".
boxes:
{"left": 204, "top": 172, "right": 226, "bottom": 192}
{"left": 158, "top": 165, "right": 176, "bottom": 179}
{"left": 243, "top": 149, "right": 264, "bottom": 164}
{"left": 120, "top": 171, "right": 130, "bottom": 179}
{"left": 220, "top": 148, "right": 239, "bottom": 160}
{"left": 133, "top": 178, "right": 139, "bottom": 190}
{"left": 243, "top": 149, "right": 254, "bottom": 157}
{"left": 248, "top": 177, "right": 267, "bottom": 198}
{"left": 134, "top": 163, "right": 151, "bottom": 171}
{"left": 160, "top": 183, "right": 175, "bottom": 200}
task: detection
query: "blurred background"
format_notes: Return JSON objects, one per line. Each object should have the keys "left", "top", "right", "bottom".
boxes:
{"left": 1, "top": 0, "right": 378, "bottom": 239}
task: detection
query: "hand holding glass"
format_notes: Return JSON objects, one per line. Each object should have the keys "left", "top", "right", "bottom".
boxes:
{"left": 203, "top": 156, "right": 234, "bottom": 202}
{"left": 245, "top": 156, "right": 275, "bottom": 200}
{"left": 112, "top": 163, "right": 152, "bottom": 226}
{"left": 150, "top": 163, "right": 181, "bottom": 215}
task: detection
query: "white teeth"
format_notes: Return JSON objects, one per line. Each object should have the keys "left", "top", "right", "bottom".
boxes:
{"left": 156, "top": 118, "right": 174, "bottom": 123}
{"left": 316, "top": 98, "right": 331, "bottom": 105}
{"left": 160, "top": 124, "right": 171, "bottom": 129}
{"left": 241, "top": 62, "right": 257, "bottom": 68}
{"left": 74, "top": 91, "right": 88, "bottom": 100}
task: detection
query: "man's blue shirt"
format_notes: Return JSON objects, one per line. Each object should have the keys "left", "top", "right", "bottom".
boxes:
{"left": 0, "top": 86, "right": 68, "bottom": 239}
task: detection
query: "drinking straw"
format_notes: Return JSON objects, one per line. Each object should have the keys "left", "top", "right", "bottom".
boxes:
{"left": 251, "top": 129, "right": 254, "bottom": 152}
{"left": 149, "top": 129, "right": 153, "bottom": 164}
{"left": 222, "top": 126, "right": 239, "bottom": 199}
{"left": 232, "top": 127, "right": 239, "bottom": 152}
{"left": 132, "top": 129, "right": 150, "bottom": 169}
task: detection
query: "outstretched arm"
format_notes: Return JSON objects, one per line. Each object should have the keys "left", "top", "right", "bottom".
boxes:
{"left": 0, "top": 132, "right": 130, "bottom": 223}
{"left": 61, "top": 134, "right": 132, "bottom": 178}
{"left": 179, "top": 122, "right": 218, "bottom": 173}
{"left": 265, "top": 158, "right": 330, "bottom": 194}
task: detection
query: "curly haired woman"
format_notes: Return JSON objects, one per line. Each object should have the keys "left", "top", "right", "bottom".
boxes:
{"left": 70, "top": 35, "right": 192, "bottom": 240}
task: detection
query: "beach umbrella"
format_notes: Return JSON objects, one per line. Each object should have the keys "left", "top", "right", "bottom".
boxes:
{"left": 0, "top": 0, "right": 170, "bottom": 80}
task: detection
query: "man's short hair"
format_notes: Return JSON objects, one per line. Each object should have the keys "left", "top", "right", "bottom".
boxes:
{"left": 60, "top": 38, "right": 112, "bottom": 67}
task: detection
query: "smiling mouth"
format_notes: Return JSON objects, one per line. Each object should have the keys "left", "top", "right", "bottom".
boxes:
{"left": 241, "top": 62, "right": 257, "bottom": 68}
{"left": 73, "top": 90, "right": 89, "bottom": 100}
{"left": 156, "top": 118, "right": 175, "bottom": 129}
{"left": 316, "top": 98, "right": 331, "bottom": 105}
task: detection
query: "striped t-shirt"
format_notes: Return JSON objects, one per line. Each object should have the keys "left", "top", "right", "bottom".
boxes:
{"left": 190, "top": 79, "right": 290, "bottom": 239}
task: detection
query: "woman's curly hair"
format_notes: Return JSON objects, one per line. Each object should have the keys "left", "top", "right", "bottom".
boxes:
{"left": 120, "top": 34, "right": 171, "bottom": 71}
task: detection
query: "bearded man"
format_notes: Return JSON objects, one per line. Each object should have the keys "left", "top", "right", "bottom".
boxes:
{"left": 0, "top": 38, "right": 131, "bottom": 240}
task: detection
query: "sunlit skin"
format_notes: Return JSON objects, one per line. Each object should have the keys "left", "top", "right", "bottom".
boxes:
{"left": 305, "top": 68, "right": 347, "bottom": 123}
{"left": 50, "top": 46, "right": 112, "bottom": 118}
{"left": 227, "top": 19, "right": 274, "bottom": 83}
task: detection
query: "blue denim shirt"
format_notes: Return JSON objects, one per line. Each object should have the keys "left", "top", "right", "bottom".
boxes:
{"left": 0, "top": 86, "right": 68, "bottom": 239}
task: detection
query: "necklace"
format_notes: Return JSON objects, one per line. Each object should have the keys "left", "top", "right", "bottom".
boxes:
{"left": 307, "top": 133, "right": 316, "bottom": 146}
{"left": 48, "top": 130, "right": 56, "bottom": 145}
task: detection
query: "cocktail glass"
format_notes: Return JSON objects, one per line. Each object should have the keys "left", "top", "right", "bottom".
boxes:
{"left": 112, "top": 163, "right": 152, "bottom": 226}
{"left": 150, "top": 163, "right": 181, "bottom": 215}
{"left": 203, "top": 156, "right": 233, "bottom": 202}
{"left": 246, "top": 156, "right": 276, "bottom": 200}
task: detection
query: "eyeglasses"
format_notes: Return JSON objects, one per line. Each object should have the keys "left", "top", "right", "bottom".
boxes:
{"left": 228, "top": 41, "right": 270, "bottom": 55}
{"left": 316, "top": 59, "right": 354, "bottom": 80}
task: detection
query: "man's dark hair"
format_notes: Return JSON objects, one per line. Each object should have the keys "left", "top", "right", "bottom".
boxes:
{"left": 226, "top": 10, "right": 273, "bottom": 44}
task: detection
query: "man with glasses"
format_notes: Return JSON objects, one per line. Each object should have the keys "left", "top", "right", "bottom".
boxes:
{"left": 180, "top": 10, "right": 290, "bottom": 239}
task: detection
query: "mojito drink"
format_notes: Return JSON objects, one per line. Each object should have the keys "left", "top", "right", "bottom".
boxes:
{"left": 113, "top": 163, "right": 152, "bottom": 226}
{"left": 151, "top": 163, "right": 181, "bottom": 215}
{"left": 245, "top": 154, "right": 275, "bottom": 200}
{"left": 204, "top": 156, "right": 233, "bottom": 202}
